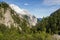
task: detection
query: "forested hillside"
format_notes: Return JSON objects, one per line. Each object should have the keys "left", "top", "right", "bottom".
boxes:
{"left": 35, "top": 9, "right": 60, "bottom": 35}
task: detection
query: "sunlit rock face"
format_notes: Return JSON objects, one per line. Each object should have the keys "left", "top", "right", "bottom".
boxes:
{"left": 0, "top": 2, "right": 37, "bottom": 29}
{"left": 9, "top": 4, "right": 37, "bottom": 26}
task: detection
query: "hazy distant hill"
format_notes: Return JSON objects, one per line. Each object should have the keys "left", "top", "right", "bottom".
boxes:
{"left": 37, "top": 18, "right": 42, "bottom": 22}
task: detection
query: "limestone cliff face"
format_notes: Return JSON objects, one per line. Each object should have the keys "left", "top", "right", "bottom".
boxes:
{"left": 0, "top": 2, "right": 28, "bottom": 29}
{"left": 0, "top": 7, "right": 18, "bottom": 28}
{"left": 9, "top": 4, "right": 37, "bottom": 26}
{"left": 0, "top": 2, "right": 37, "bottom": 29}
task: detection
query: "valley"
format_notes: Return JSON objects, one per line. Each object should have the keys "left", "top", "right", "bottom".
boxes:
{"left": 0, "top": 2, "right": 60, "bottom": 40}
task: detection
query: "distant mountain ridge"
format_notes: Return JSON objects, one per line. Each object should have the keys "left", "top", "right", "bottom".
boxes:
{"left": 37, "top": 18, "right": 42, "bottom": 22}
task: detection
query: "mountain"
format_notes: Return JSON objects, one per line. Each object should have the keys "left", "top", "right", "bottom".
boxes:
{"left": 9, "top": 4, "right": 37, "bottom": 26}
{"left": 0, "top": 2, "right": 37, "bottom": 29}
{"left": 0, "top": 2, "right": 28, "bottom": 31}
{"left": 9, "top": 4, "right": 28, "bottom": 15}
{"left": 37, "top": 18, "right": 42, "bottom": 22}
{"left": 49, "top": 9, "right": 60, "bottom": 34}
{"left": 35, "top": 9, "right": 60, "bottom": 34}
{"left": 0, "top": 2, "right": 59, "bottom": 40}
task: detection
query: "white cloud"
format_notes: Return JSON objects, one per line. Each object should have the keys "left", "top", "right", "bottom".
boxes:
{"left": 43, "top": 0, "right": 60, "bottom": 6}
{"left": 24, "top": 3, "right": 29, "bottom": 6}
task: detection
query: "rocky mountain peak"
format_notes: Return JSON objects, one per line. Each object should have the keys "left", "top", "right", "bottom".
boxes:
{"left": 9, "top": 4, "right": 37, "bottom": 26}
{"left": 0, "top": 2, "right": 37, "bottom": 28}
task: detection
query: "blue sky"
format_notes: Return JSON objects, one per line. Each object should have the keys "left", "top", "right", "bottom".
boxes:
{"left": 0, "top": 0, "right": 60, "bottom": 18}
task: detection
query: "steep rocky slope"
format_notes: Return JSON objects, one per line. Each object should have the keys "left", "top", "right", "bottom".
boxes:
{"left": 9, "top": 4, "right": 37, "bottom": 26}
{"left": 0, "top": 2, "right": 37, "bottom": 29}
{"left": 0, "top": 2, "right": 31, "bottom": 30}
